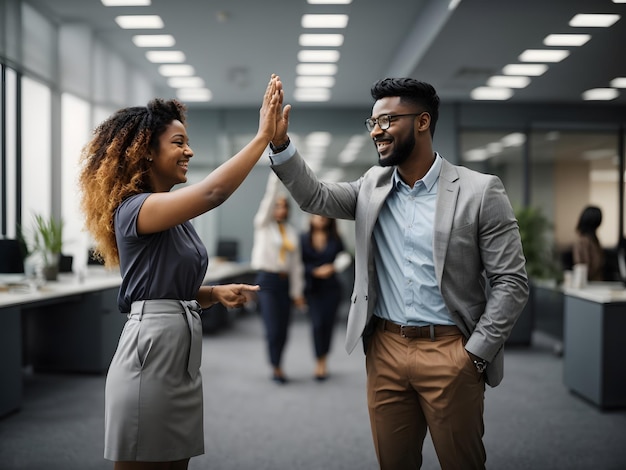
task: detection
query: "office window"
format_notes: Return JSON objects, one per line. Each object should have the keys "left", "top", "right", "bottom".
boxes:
{"left": 2, "top": 66, "right": 18, "bottom": 237}
{"left": 459, "top": 130, "right": 525, "bottom": 209}
{"left": 61, "top": 92, "right": 91, "bottom": 267}
{"left": 529, "top": 130, "right": 621, "bottom": 252}
{"left": 21, "top": 76, "right": 51, "bottom": 225}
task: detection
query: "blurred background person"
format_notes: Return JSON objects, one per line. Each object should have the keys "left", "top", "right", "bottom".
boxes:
{"left": 251, "top": 172, "right": 305, "bottom": 384}
{"left": 300, "top": 215, "right": 350, "bottom": 381}
{"left": 573, "top": 205, "right": 605, "bottom": 281}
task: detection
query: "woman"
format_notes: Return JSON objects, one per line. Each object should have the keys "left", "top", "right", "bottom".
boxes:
{"left": 78, "top": 75, "right": 281, "bottom": 469}
{"left": 573, "top": 205, "right": 605, "bottom": 281}
{"left": 250, "top": 172, "right": 305, "bottom": 384}
{"left": 300, "top": 215, "right": 347, "bottom": 380}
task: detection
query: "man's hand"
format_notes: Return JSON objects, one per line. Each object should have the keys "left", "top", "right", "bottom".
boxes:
{"left": 272, "top": 76, "right": 291, "bottom": 147}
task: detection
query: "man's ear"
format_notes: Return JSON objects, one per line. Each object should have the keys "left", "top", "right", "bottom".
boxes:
{"left": 416, "top": 112, "right": 431, "bottom": 133}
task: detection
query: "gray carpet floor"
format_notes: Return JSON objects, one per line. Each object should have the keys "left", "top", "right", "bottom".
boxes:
{"left": 0, "top": 310, "right": 625, "bottom": 470}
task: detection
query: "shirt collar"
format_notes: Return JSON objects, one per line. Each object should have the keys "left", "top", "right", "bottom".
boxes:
{"left": 392, "top": 152, "right": 442, "bottom": 191}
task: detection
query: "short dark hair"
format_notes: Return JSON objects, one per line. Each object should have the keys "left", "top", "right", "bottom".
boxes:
{"left": 576, "top": 206, "right": 602, "bottom": 236}
{"left": 370, "top": 78, "right": 440, "bottom": 137}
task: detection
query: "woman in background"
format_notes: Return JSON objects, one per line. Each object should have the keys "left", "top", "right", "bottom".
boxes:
{"left": 573, "top": 205, "right": 605, "bottom": 281}
{"left": 79, "top": 75, "right": 281, "bottom": 469}
{"left": 300, "top": 215, "right": 347, "bottom": 380}
{"left": 251, "top": 172, "right": 305, "bottom": 384}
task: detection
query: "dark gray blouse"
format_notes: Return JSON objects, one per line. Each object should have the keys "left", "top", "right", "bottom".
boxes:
{"left": 114, "top": 193, "right": 208, "bottom": 313}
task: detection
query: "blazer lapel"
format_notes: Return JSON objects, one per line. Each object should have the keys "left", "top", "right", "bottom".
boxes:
{"left": 434, "top": 160, "right": 459, "bottom": 284}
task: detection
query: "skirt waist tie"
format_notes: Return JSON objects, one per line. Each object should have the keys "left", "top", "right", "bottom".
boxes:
{"left": 129, "top": 299, "right": 203, "bottom": 379}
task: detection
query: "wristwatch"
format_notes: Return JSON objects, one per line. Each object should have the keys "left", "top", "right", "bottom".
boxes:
{"left": 473, "top": 358, "right": 487, "bottom": 373}
{"left": 270, "top": 137, "right": 290, "bottom": 154}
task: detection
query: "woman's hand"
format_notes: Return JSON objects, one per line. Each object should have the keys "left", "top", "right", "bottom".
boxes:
{"left": 257, "top": 75, "right": 281, "bottom": 142}
{"left": 213, "top": 283, "right": 260, "bottom": 309}
{"left": 312, "top": 263, "right": 335, "bottom": 279}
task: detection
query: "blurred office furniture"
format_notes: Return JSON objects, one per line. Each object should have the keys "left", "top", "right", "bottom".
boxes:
{"left": 216, "top": 238, "right": 239, "bottom": 261}
{"left": 0, "top": 239, "right": 25, "bottom": 274}
{"left": 563, "top": 284, "right": 626, "bottom": 409}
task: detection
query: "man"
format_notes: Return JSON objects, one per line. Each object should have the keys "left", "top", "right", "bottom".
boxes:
{"left": 268, "top": 77, "right": 529, "bottom": 469}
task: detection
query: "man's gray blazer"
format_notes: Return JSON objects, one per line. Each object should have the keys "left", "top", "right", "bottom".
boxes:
{"left": 272, "top": 151, "right": 529, "bottom": 387}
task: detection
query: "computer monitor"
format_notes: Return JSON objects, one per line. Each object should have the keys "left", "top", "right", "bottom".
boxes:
{"left": 0, "top": 239, "right": 25, "bottom": 273}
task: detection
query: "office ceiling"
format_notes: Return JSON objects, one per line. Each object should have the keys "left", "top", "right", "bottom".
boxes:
{"left": 26, "top": 0, "right": 626, "bottom": 109}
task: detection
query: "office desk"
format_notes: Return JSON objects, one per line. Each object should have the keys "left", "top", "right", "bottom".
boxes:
{"left": 562, "top": 283, "right": 626, "bottom": 409}
{"left": 0, "top": 270, "right": 124, "bottom": 417}
{"left": 0, "top": 262, "right": 254, "bottom": 417}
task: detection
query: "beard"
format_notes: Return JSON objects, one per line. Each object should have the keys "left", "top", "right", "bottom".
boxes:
{"left": 377, "top": 133, "right": 415, "bottom": 167}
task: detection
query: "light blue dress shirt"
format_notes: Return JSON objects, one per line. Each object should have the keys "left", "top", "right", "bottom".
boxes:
{"left": 270, "top": 143, "right": 453, "bottom": 326}
{"left": 373, "top": 154, "right": 454, "bottom": 326}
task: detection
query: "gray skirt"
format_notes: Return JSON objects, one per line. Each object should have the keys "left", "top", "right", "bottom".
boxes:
{"left": 104, "top": 299, "right": 204, "bottom": 462}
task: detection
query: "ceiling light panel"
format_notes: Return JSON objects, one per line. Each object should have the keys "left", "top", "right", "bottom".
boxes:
{"left": 610, "top": 77, "right": 626, "bottom": 88}
{"left": 301, "top": 14, "right": 349, "bottom": 28}
{"left": 132, "top": 35, "right": 175, "bottom": 47}
{"left": 502, "top": 64, "right": 548, "bottom": 76}
{"left": 158, "top": 64, "right": 195, "bottom": 77}
{"left": 115, "top": 15, "right": 163, "bottom": 29}
{"left": 296, "top": 63, "right": 338, "bottom": 75}
{"left": 582, "top": 88, "right": 619, "bottom": 100}
{"left": 307, "top": 0, "right": 352, "bottom": 4}
{"left": 519, "top": 49, "right": 569, "bottom": 62}
{"left": 102, "top": 0, "right": 150, "bottom": 5}
{"left": 294, "top": 88, "right": 331, "bottom": 101}
{"left": 569, "top": 14, "right": 620, "bottom": 27}
{"left": 295, "top": 76, "right": 335, "bottom": 88}
{"left": 177, "top": 88, "right": 212, "bottom": 102}
{"left": 299, "top": 34, "right": 344, "bottom": 47}
{"left": 470, "top": 87, "right": 514, "bottom": 100}
{"left": 487, "top": 76, "right": 530, "bottom": 88}
{"left": 543, "top": 34, "right": 591, "bottom": 46}
{"left": 168, "top": 77, "right": 205, "bottom": 88}
{"left": 146, "top": 51, "right": 185, "bottom": 63}
{"left": 297, "top": 50, "right": 340, "bottom": 62}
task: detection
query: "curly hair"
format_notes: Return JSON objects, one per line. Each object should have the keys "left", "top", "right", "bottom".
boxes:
{"left": 78, "top": 98, "right": 187, "bottom": 266}
{"left": 370, "top": 78, "right": 440, "bottom": 137}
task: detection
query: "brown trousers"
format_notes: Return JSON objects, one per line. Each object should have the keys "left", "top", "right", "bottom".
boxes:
{"left": 366, "top": 321, "right": 486, "bottom": 470}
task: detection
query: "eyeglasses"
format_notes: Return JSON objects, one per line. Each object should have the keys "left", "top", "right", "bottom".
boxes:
{"left": 364, "top": 113, "right": 423, "bottom": 132}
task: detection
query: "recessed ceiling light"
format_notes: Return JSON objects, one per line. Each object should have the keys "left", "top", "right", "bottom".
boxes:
{"left": 299, "top": 34, "right": 344, "bottom": 47}
{"left": 115, "top": 15, "right": 163, "bottom": 29}
{"left": 297, "top": 50, "right": 340, "bottom": 62}
{"left": 610, "top": 77, "right": 626, "bottom": 88}
{"left": 613, "top": 0, "right": 626, "bottom": 3}
{"left": 295, "top": 76, "right": 335, "bottom": 88}
{"left": 168, "top": 77, "right": 205, "bottom": 88}
{"left": 569, "top": 14, "right": 620, "bottom": 27}
{"left": 582, "top": 88, "right": 619, "bottom": 100}
{"left": 500, "top": 133, "right": 526, "bottom": 147}
{"left": 307, "top": 0, "right": 352, "bottom": 4}
{"left": 296, "top": 63, "right": 338, "bottom": 75}
{"left": 294, "top": 88, "right": 331, "bottom": 102}
{"left": 132, "top": 35, "right": 175, "bottom": 47}
{"left": 177, "top": 88, "right": 212, "bottom": 102}
{"left": 464, "top": 148, "right": 490, "bottom": 162}
{"left": 519, "top": 49, "right": 570, "bottom": 62}
{"left": 158, "top": 64, "right": 195, "bottom": 77}
{"left": 487, "top": 76, "right": 531, "bottom": 88}
{"left": 470, "top": 87, "right": 514, "bottom": 100}
{"left": 301, "top": 14, "right": 349, "bottom": 28}
{"left": 502, "top": 64, "right": 548, "bottom": 76}
{"left": 102, "top": 0, "right": 150, "bottom": 5}
{"left": 543, "top": 34, "right": 591, "bottom": 46}
{"left": 146, "top": 51, "right": 185, "bottom": 63}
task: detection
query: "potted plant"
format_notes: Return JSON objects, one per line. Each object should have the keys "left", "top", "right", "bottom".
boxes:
{"left": 30, "top": 213, "right": 64, "bottom": 281}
